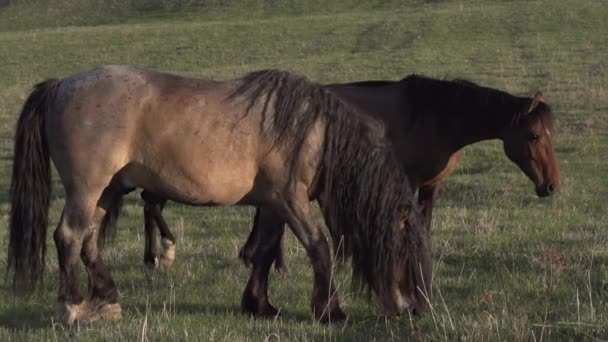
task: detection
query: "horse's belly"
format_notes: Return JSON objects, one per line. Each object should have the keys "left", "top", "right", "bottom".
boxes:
{"left": 119, "top": 157, "right": 257, "bottom": 206}
{"left": 174, "top": 166, "right": 257, "bottom": 205}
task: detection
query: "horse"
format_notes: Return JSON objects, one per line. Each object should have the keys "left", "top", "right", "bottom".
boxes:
{"left": 141, "top": 75, "right": 561, "bottom": 274}
{"left": 7, "top": 66, "right": 432, "bottom": 325}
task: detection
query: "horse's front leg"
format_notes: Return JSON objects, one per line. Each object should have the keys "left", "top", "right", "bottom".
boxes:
{"left": 418, "top": 149, "right": 463, "bottom": 233}
{"left": 241, "top": 208, "right": 285, "bottom": 318}
{"left": 275, "top": 190, "right": 345, "bottom": 323}
{"left": 418, "top": 183, "right": 441, "bottom": 233}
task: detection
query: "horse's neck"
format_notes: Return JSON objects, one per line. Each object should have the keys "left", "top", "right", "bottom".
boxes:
{"left": 423, "top": 94, "right": 525, "bottom": 151}
{"left": 326, "top": 82, "right": 461, "bottom": 185}
{"left": 327, "top": 81, "right": 513, "bottom": 152}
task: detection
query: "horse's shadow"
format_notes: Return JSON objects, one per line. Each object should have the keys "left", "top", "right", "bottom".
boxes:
{"left": 0, "top": 301, "right": 307, "bottom": 331}
{"left": 0, "top": 304, "right": 56, "bottom": 330}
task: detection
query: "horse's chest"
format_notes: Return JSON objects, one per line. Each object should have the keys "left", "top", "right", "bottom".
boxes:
{"left": 398, "top": 149, "right": 453, "bottom": 187}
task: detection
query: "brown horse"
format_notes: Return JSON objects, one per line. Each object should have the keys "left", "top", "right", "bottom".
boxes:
{"left": 7, "top": 66, "right": 431, "bottom": 325}
{"left": 142, "top": 76, "right": 561, "bottom": 273}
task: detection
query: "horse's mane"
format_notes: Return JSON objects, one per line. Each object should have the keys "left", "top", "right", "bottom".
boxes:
{"left": 400, "top": 74, "right": 554, "bottom": 128}
{"left": 230, "top": 69, "right": 420, "bottom": 296}
{"left": 332, "top": 80, "right": 397, "bottom": 88}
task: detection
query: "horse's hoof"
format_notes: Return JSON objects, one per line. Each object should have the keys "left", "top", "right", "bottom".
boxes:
{"left": 144, "top": 257, "right": 160, "bottom": 271}
{"left": 242, "top": 304, "right": 280, "bottom": 319}
{"left": 160, "top": 238, "right": 175, "bottom": 268}
{"left": 258, "top": 303, "right": 280, "bottom": 319}
{"left": 314, "top": 306, "right": 346, "bottom": 324}
{"left": 241, "top": 296, "right": 280, "bottom": 319}
{"left": 60, "top": 301, "right": 100, "bottom": 326}
{"left": 260, "top": 306, "right": 281, "bottom": 320}
{"left": 96, "top": 303, "right": 122, "bottom": 321}
{"left": 160, "top": 256, "right": 174, "bottom": 268}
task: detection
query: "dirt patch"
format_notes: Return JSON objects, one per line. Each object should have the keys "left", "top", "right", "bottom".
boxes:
{"left": 532, "top": 248, "right": 570, "bottom": 274}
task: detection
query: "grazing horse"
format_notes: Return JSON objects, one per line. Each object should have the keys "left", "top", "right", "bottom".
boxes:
{"left": 141, "top": 75, "right": 561, "bottom": 273}
{"left": 7, "top": 66, "right": 431, "bottom": 325}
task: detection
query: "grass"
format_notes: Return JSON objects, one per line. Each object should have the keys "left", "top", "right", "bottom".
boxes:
{"left": 0, "top": 0, "right": 607, "bottom": 340}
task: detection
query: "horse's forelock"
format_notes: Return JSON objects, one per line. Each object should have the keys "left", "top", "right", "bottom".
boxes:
{"left": 532, "top": 101, "right": 555, "bottom": 129}
{"left": 513, "top": 100, "right": 554, "bottom": 130}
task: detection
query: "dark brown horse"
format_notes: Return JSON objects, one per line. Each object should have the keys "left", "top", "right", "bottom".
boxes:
{"left": 142, "top": 75, "right": 561, "bottom": 274}
{"left": 7, "top": 66, "right": 431, "bottom": 325}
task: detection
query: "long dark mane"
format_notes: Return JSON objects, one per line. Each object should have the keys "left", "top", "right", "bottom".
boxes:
{"left": 400, "top": 75, "right": 554, "bottom": 129}
{"left": 230, "top": 69, "right": 420, "bottom": 296}
{"left": 334, "top": 80, "right": 397, "bottom": 88}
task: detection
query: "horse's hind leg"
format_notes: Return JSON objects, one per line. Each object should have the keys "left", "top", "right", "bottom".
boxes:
{"left": 275, "top": 191, "right": 345, "bottom": 323}
{"left": 142, "top": 191, "right": 174, "bottom": 269}
{"left": 80, "top": 187, "right": 122, "bottom": 321}
{"left": 54, "top": 192, "right": 106, "bottom": 325}
{"left": 241, "top": 208, "right": 284, "bottom": 318}
{"left": 239, "top": 208, "right": 287, "bottom": 273}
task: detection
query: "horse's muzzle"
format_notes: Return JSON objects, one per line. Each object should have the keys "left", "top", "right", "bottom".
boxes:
{"left": 535, "top": 183, "right": 557, "bottom": 197}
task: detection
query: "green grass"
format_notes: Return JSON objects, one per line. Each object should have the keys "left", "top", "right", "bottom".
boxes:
{"left": 1, "top": 0, "right": 607, "bottom": 340}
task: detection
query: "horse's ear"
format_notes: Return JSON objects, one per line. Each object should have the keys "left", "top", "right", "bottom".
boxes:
{"left": 527, "top": 91, "right": 544, "bottom": 114}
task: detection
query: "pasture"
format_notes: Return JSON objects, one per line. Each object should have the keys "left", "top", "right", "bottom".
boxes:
{"left": 0, "top": 0, "right": 607, "bottom": 340}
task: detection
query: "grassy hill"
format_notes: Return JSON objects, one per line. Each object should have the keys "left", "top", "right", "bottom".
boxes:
{"left": 0, "top": 0, "right": 607, "bottom": 340}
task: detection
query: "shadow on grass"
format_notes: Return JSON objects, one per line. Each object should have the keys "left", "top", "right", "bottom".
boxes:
{"left": 126, "top": 300, "right": 421, "bottom": 340}
{"left": 438, "top": 180, "right": 514, "bottom": 209}
{"left": 128, "top": 301, "right": 242, "bottom": 318}
{"left": 0, "top": 304, "right": 54, "bottom": 330}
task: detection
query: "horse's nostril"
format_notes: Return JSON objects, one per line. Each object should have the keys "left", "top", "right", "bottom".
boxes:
{"left": 547, "top": 184, "right": 555, "bottom": 193}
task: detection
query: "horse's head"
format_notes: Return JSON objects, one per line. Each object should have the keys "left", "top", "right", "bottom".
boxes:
{"left": 376, "top": 203, "right": 432, "bottom": 317}
{"left": 502, "top": 92, "right": 560, "bottom": 197}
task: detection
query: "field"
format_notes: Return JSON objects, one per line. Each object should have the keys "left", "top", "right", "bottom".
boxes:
{"left": 0, "top": 0, "right": 607, "bottom": 340}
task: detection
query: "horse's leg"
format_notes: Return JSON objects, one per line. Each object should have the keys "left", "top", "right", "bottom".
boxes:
{"left": 238, "top": 209, "right": 260, "bottom": 267}
{"left": 54, "top": 193, "right": 104, "bottom": 325}
{"left": 418, "top": 183, "right": 441, "bottom": 233}
{"left": 142, "top": 191, "right": 174, "bottom": 269}
{"left": 239, "top": 208, "right": 287, "bottom": 272}
{"left": 241, "top": 208, "right": 284, "bottom": 317}
{"left": 80, "top": 188, "right": 122, "bottom": 320}
{"left": 151, "top": 200, "right": 175, "bottom": 268}
{"left": 419, "top": 149, "right": 463, "bottom": 233}
{"left": 273, "top": 232, "right": 286, "bottom": 272}
{"left": 142, "top": 195, "right": 158, "bottom": 269}
{"left": 276, "top": 192, "right": 345, "bottom": 323}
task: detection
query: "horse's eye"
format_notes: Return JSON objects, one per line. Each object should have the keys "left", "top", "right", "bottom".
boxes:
{"left": 529, "top": 133, "right": 540, "bottom": 142}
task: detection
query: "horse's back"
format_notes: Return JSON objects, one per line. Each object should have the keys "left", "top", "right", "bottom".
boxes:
{"left": 47, "top": 65, "right": 263, "bottom": 205}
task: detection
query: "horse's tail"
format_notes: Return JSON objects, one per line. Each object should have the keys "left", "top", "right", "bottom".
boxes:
{"left": 7, "top": 79, "right": 60, "bottom": 290}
